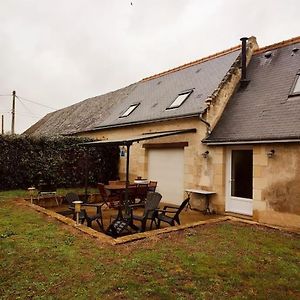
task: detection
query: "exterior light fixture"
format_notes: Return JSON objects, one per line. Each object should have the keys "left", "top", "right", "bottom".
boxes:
{"left": 73, "top": 200, "right": 83, "bottom": 225}
{"left": 202, "top": 150, "right": 209, "bottom": 158}
{"left": 267, "top": 149, "right": 275, "bottom": 158}
{"left": 120, "top": 146, "right": 126, "bottom": 157}
{"left": 28, "top": 187, "right": 36, "bottom": 204}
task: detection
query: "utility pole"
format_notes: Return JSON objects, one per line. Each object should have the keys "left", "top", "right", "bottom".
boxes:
{"left": 11, "top": 90, "right": 16, "bottom": 135}
{"left": 1, "top": 114, "right": 4, "bottom": 134}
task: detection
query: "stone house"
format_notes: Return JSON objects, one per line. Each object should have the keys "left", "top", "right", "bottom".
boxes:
{"left": 25, "top": 36, "right": 300, "bottom": 229}
{"left": 204, "top": 37, "right": 300, "bottom": 229}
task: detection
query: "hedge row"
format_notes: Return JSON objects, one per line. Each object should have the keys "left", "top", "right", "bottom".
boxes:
{"left": 0, "top": 135, "right": 119, "bottom": 190}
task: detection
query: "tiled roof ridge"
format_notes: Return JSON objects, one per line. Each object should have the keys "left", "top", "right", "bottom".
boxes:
{"left": 141, "top": 44, "right": 241, "bottom": 82}
{"left": 255, "top": 36, "right": 300, "bottom": 54}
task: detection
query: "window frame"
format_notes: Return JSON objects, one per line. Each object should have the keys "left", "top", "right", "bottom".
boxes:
{"left": 166, "top": 89, "right": 194, "bottom": 110}
{"left": 119, "top": 103, "right": 140, "bottom": 118}
{"left": 289, "top": 71, "right": 300, "bottom": 97}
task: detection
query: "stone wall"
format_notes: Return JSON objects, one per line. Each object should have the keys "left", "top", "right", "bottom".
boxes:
{"left": 206, "top": 143, "right": 300, "bottom": 229}
{"left": 253, "top": 143, "right": 300, "bottom": 229}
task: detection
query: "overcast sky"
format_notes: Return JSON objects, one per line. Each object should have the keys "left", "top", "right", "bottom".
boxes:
{"left": 0, "top": 0, "right": 299, "bottom": 133}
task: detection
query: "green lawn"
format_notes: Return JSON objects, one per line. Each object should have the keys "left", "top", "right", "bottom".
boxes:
{"left": 0, "top": 198, "right": 299, "bottom": 300}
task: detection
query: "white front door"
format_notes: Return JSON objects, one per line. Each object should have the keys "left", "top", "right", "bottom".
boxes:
{"left": 148, "top": 148, "right": 184, "bottom": 205}
{"left": 226, "top": 148, "right": 253, "bottom": 216}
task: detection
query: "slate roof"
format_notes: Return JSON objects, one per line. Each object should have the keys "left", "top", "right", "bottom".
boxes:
{"left": 95, "top": 50, "right": 240, "bottom": 129}
{"left": 24, "top": 46, "right": 240, "bottom": 136}
{"left": 24, "top": 84, "right": 138, "bottom": 136}
{"left": 204, "top": 37, "right": 300, "bottom": 144}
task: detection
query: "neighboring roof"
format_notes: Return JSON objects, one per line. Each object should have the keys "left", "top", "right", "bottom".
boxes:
{"left": 204, "top": 37, "right": 300, "bottom": 144}
{"left": 24, "top": 84, "right": 138, "bottom": 136}
{"left": 79, "top": 128, "right": 197, "bottom": 146}
{"left": 94, "top": 49, "right": 240, "bottom": 130}
{"left": 25, "top": 45, "right": 240, "bottom": 136}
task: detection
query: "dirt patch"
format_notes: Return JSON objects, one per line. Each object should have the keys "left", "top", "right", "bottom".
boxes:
{"left": 264, "top": 179, "right": 300, "bottom": 214}
{"left": 263, "top": 149, "right": 300, "bottom": 214}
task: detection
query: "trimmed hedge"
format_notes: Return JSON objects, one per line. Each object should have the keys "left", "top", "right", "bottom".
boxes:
{"left": 0, "top": 135, "right": 119, "bottom": 190}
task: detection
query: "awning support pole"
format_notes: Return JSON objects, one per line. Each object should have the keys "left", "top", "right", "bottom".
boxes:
{"left": 124, "top": 143, "right": 131, "bottom": 217}
{"left": 84, "top": 151, "right": 88, "bottom": 202}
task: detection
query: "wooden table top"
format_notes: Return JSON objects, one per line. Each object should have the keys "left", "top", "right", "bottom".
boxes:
{"left": 104, "top": 184, "right": 138, "bottom": 190}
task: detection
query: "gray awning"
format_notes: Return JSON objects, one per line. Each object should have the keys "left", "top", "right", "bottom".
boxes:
{"left": 79, "top": 128, "right": 196, "bottom": 146}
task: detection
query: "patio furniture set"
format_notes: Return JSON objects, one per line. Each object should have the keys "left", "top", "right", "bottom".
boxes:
{"left": 62, "top": 180, "right": 190, "bottom": 237}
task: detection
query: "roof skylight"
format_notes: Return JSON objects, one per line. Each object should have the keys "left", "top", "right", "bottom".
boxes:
{"left": 290, "top": 72, "right": 300, "bottom": 96}
{"left": 167, "top": 90, "right": 193, "bottom": 109}
{"left": 120, "top": 103, "right": 139, "bottom": 118}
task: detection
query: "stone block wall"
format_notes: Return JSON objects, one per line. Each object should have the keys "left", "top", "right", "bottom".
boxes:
{"left": 254, "top": 144, "right": 300, "bottom": 229}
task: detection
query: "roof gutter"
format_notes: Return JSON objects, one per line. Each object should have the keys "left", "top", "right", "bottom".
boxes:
{"left": 203, "top": 139, "right": 300, "bottom": 145}
{"left": 91, "top": 113, "right": 200, "bottom": 131}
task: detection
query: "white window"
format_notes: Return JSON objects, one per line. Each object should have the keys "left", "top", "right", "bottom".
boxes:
{"left": 120, "top": 104, "right": 139, "bottom": 118}
{"left": 292, "top": 74, "right": 300, "bottom": 94}
{"left": 167, "top": 90, "right": 193, "bottom": 109}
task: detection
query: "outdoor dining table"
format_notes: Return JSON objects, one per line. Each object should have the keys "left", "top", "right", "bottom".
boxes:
{"left": 104, "top": 183, "right": 141, "bottom": 235}
{"left": 105, "top": 181, "right": 151, "bottom": 192}
{"left": 104, "top": 183, "right": 138, "bottom": 192}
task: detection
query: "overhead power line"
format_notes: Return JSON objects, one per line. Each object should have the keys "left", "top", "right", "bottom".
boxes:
{"left": 17, "top": 95, "right": 57, "bottom": 111}
{"left": 16, "top": 96, "right": 44, "bottom": 118}
{"left": 16, "top": 112, "right": 41, "bottom": 119}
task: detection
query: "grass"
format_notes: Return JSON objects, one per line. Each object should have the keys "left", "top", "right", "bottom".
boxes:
{"left": 0, "top": 188, "right": 98, "bottom": 199}
{"left": 0, "top": 198, "right": 299, "bottom": 299}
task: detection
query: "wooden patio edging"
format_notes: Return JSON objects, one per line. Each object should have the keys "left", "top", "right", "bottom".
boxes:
{"left": 17, "top": 198, "right": 299, "bottom": 245}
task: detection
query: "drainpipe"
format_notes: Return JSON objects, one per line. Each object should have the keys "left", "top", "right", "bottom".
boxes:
{"left": 124, "top": 142, "right": 132, "bottom": 217}
{"left": 199, "top": 112, "right": 211, "bottom": 135}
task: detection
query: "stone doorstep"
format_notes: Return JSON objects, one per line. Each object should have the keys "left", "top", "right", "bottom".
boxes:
{"left": 18, "top": 199, "right": 299, "bottom": 246}
{"left": 225, "top": 212, "right": 253, "bottom": 220}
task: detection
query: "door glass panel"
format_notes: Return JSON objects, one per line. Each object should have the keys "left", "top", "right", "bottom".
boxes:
{"left": 231, "top": 150, "right": 253, "bottom": 199}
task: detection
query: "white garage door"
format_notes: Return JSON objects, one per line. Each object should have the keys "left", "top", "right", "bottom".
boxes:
{"left": 148, "top": 148, "right": 184, "bottom": 205}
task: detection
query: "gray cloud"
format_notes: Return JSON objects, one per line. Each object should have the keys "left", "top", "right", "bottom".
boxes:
{"left": 0, "top": 0, "right": 299, "bottom": 133}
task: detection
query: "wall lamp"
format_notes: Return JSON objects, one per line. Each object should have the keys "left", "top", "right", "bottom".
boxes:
{"left": 267, "top": 149, "right": 275, "bottom": 158}
{"left": 120, "top": 146, "right": 126, "bottom": 157}
{"left": 201, "top": 150, "right": 209, "bottom": 158}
